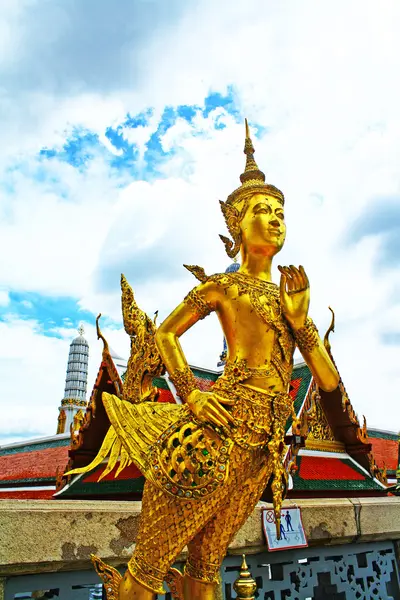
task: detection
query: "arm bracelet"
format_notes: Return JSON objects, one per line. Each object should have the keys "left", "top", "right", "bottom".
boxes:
{"left": 294, "top": 317, "right": 319, "bottom": 353}
{"left": 184, "top": 289, "right": 213, "bottom": 320}
{"left": 169, "top": 366, "right": 197, "bottom": 400}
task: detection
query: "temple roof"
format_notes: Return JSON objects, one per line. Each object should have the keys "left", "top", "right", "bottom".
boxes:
{"left": 2, "top": 333, "right": 395, "bottom": 501}
{"left": 291, "top": 451, "right": 385, "bottom": 494}
{"left": 368, "top": 429, "right": 399, "bottom": 482}
{"left": 0, "top": 434, "right": 70, "bottom": 500}
{"left": 55, "top": 351, "right": 390, "bottom": 500}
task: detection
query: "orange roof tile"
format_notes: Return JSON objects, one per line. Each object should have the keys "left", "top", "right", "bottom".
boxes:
{"left": 368, "top": 437, "right": 398, "bottom": 472}
{"left": 0, "top": 489, "right": 55, "bottom": 499}
{"left": 0, "top": 445, "right": 69, "bottom": 482}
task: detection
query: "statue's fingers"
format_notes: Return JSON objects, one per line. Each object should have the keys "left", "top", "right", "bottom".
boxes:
{"left": 217, "top": 405, "right": 237, "bottom": 426}
{"left": 282, "top": 267, "right": 295, "bottom": 291}
{"left": 289, "top": 265, "right": 302, "bottom": 289}
{"left": 206, "top": 406, "right": 230, "bottom": 428}
{"left": 279, "top": 271, "right": 287, "bottom": 296}
{"left": 299, "top": 265, "right": 309, "bottom": 288}
{"left": 209, "top": 399, "right": 236, "bottom": 425}
{"left": 213, "top": 393, "right": 235, "bottom": 406}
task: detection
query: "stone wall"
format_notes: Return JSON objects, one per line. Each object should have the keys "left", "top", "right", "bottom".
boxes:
{"left": 0, "top": 496, "right": 399, "bottom": 597}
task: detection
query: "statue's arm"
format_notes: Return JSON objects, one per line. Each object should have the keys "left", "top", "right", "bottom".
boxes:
{"left": 278, "top": 265, "right": 339, "bottom": 393}
{"left": 293, "top": 323, "right": 339, "bottom": 392}
{"left": 155, "top": 279, "right": 235, "bottom": 428}
{"left": 155, "top": 280, "right": 217, "bottom": 399}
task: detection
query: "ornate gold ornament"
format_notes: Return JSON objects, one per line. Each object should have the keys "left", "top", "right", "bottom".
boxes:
{"left": 56, "top": 409, "right": 66, "bottom": 434}
{"left": 61, "top": 398, "right": 87, "bottom": 407}
{"left": 169, "top": 365, "right": 198, "bottom": 400}
{"left": 91, "top": 555, "right": 122, "bottom": 600}
{"left": 121, "top": 274, "right": 165, "bottom": 403}
{"left": 293, "top": 317, "right": 319, "bottom": 354}
{"left": 233, "top": 555, "right": 257, "bottom": 600}
{"left": 306, "top": 390, "right": 335, "bottom": 442}
{"left": 66, "top": 121, "right": 339, "bottom": 599}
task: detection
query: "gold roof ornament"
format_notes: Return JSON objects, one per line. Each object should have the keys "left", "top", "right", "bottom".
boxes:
{"left": 233, "top": 555, "right": 257, "bottom": 600}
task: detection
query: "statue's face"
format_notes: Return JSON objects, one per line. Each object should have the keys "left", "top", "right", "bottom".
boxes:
{"left": 239, "top": 193, "right": 286, "bottom": 256}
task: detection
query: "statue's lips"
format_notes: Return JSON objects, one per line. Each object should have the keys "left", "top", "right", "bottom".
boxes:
{"left": 268, "top": 228, "right": 282, "bottom": 235}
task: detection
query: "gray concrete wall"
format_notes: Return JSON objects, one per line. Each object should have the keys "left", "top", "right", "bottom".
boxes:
{"left": 1, "top": 497, "right": 399, "bottom": 578}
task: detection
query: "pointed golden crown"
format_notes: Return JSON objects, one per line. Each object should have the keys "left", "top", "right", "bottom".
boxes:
{"left": 226, "top": 119, "right": 284, "bottom": 205}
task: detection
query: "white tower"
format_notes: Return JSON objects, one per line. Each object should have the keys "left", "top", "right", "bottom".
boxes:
{"left": 57, "top": 325, "right": 89, "bottom": 434}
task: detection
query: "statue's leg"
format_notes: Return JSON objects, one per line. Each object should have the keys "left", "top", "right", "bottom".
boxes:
{"left": 123, "top": 477, "right": 233, "bottom": 598}
{"left": 183, "top": 575, "right": 219, "bottom": 600}
{"left": 119, "top": 570, "right": 155, "bottom": 600}
{"left": 184, "top": 448, "right": 272, "bottom": 599}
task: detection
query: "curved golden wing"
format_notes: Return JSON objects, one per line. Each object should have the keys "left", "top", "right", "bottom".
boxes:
{"left": 121, "top": 274, "right": 165, "bottom": 403}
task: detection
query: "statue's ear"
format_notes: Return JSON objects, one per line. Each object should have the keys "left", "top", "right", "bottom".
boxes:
{"left": 219, "top": 234, "right": 240, "bottom": 259}
{"left": 219, "top": 200, "right": 240, "bottom": 233}
{"left": 219, "top": 201, "right": 241, "bottom": 259}
{"left": 219, "top": 234, "right": 234, "bottom": 255}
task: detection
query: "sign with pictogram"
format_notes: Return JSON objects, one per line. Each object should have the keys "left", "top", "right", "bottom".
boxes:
{"left": 262, "top": 507, "right": 308, "bottom": 551}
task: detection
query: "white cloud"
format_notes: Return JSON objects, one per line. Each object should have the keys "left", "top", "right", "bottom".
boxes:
{"left": 1, "top": 0, "right": 400, "bottom": 441}
{"left": 0, "top": 315, "right": 130, "bottom": 445}
{"left": 0, "top": 291, "right": 10, "bottom": 307}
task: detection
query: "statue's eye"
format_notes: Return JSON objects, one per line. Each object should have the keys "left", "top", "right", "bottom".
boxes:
{"left": 254, "top": 203, "right": 270, "bottom": 213}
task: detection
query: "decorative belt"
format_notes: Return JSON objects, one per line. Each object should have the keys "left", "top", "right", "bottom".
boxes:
{"left": 223, "top": 358, "right": 276, "bottom": 382}
{"left": 212, "top": 376, "right": 292, "bottom": 450}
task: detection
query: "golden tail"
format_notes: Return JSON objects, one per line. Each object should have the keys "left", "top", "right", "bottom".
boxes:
{"left": 165, "top": 568, "right": 184, "bottom": 600}
{"left": 91, "top": 554, "right": 122, "bottom": 600}
{"left": 64, "top": 427, "right": 124, "bottom": 479}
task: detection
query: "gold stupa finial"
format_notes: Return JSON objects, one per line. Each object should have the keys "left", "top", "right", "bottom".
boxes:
{"left": 224, "top": 119, "right": 283, "bottom": 208}
{"left": 233, "top": 555, "right": 257, "bottom": 600}
{"left": 240, "top": 119, "right": 266, "bottom": 185}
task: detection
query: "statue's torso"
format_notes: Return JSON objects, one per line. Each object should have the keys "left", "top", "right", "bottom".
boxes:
{"left": 206, "top": 272, "right": 295, "bottom": 392}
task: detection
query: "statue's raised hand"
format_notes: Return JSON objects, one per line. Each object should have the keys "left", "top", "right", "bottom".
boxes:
{"left": 186, "top": 389, "right": 236, "bottom": 429}
{"left": 278, "top": 265, "right": 310, "bottom": 331}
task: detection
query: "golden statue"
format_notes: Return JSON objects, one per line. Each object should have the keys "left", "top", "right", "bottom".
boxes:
{"left": 67, "top": 120, "right": 339, "bottom": 600}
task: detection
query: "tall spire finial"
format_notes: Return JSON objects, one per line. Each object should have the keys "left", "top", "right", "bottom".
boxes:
{"left": 240, "top": 119, "right": 266, "bottom": 185}
{"left": 78, "top": 324, "right": 85, "bottom": 336}
{"left": 245, "top": 117, "right": 250, "bottom": 139}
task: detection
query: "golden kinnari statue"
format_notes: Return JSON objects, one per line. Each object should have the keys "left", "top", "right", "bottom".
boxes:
{"left": 67, "top": 120, "right": 339, "bottom": 600}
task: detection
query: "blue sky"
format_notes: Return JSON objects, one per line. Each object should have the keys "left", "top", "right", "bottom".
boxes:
{"left": 37, "top": 89, "right": 239, "bottom": 180}
{"left": 1, "top": 0, "right": 400, "bottom": 443}
{"left": 0, "top": 292, "right": 95, "bottom": 338}
{"left": 0, "top": 89, "right": 242, "bottom": 336}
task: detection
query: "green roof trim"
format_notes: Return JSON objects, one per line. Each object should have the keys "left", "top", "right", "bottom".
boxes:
{"left": 152, "top": 377, "right": 169, "bottom": 390}
{"left": 367, "top": 429, "right": 399, "bottom": 441}
{"left": 0, "top": 437, "right": 70, "bottom": 457}
{"left": 292, "top": 477, "right": 385, "bottom": 491}
{"left": 0, "top": 477, "right": 55, "bottom": 486}
{"left": 61, "top": 475, "right": 146, "bottom": 497}
{"left": 285, "top": 364, "right": 312, "bottom": 432}
{"left": 192, "top": 368, "right": 219, "bottom": 381}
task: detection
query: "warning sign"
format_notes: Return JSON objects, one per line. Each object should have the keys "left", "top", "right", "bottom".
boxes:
{"left": 262, "top": 507, "right": 308, "bottom": 551}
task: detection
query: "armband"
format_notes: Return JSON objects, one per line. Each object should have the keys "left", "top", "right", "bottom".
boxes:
{"left": 169, "top": 366, "right": 197, "bottom": 400}
{"left": 294, "top": 317, "right": 319, "bottom": 353}
{"left": 184, "top": 289, "right": 213, "bottom": 320}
